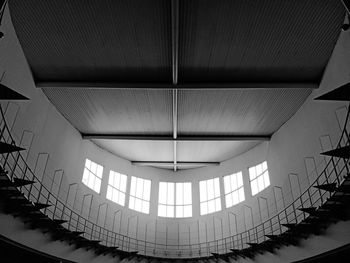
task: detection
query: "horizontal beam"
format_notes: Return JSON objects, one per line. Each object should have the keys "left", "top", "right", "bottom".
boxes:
{"left": 81, "top": 133, "right": 271, "bottom": 141}
{"left": 37, "top": 81, "right": 317, "bottom": 90}
{"left": 131, "top": 161, "right": 220, "bottom": 167}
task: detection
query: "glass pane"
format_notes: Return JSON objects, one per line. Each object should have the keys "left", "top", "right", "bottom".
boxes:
{"left": 231, "top": 174, "right": 238, "bottom": 190}
{"left": 130, "top": 177, "right": 136, "bottom": 196}
{"left": 176, "top": 205, "right": 183, "bottom": 218}
{"left": 95, "top": 178, "right": 101, "bottom": 193}
{"left": 225, "top": 194, "right": 232, "bottom": 208}
{"left": 97, "top": 165, "right": 103, "bottom": 178}
{"left": 85, "top": 159, "right": 91, "bottom": 169}
{"left": 199, "top": 181, "right": 207, "bottom": 202}
{"left": 129, "top": 196, "right": 135, "bottom": 209}
{"left": 214, "top": 178, "right": 220, "bottom": 198}
{"left": 135, "top": 198, "right": 142, "bottom": 212}
{"left": 135, "top": 178, "right": 143, "bottom": 198}
{"left": 108, "top": 171, "right": 114, "bottom": 185}
{"left": 251, "top": 179, "right": 258, "bottom": 196}
{"left": 207, "top": 179, "right": 214, "bottom": 200}
{"left": 159, "top": 182, "right": 167, "bottom": 203}
{"left": 215, "top": 197, "right": 221, "bottom": 211}
{"left": 200, "top": 202, "right": 207, "bottom": 215}
{"left": 82, "top": 169, "right": 89, "bottom": 185}
{"left": 88, "top": 173, "right": 94, "bottom": 188}
{"left": 257, "top": 163, "right": 263, "bottom": 176}
{"left": 167, "top": 205, "right": 174, "bottom": 217}
{"left": 106, "top": 185, "right": 112, "bottom": 200}
{"left": 184, "top": 183, "right": 192, "bottom": 204}
{"left": 143, "top": 179, "right": 151, "bottom": 201}
{"left": 239, "top": 187, "right": 245, "bottom": 202}
{"left": 208, "top": 199, "right": 215, "bottom": 213}
{"left": 119, "top": 192, "right": 125, "bottom": 206}
{"left": 264, "top": 171, "right": 270, "bottom": 187}
{"left": 114, "top": 173, "right": 120, "bottom": 189}
{"left": 224, "top": 176, "right": 231, "bottom": 194}
{"left": 143, "top": 201, "right": 150, "bottom": 214}
{"left": 249, "top": 167, "right": 256, "bottom": 180}
{"left": 262, "top": 161, "right": 268, "bottom": 171}
{"left": 176, "top": 183, "right": 183, "bottom": 205}
{"left": 232, "top": 190, "right": 239, "bottom": 205}
{"left": 237, "top": 172, "right": 243, "bottom": 187}
{"left": 167, "top": 183, "right": 175, "bottom": 205}
{"left": 158, "top": 204, "right": 166, "bottom": 217}
{"left": 91, "top": 162, "right": 97, "bottom": 174}
{"left": 183, "top": 205, "right": 192, "bottom": 217}
{"left": 258, "top": 174, "right": 265, "bottom": 190}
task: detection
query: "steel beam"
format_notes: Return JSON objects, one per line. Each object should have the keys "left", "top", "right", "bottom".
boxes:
{"left": 131, "top": 161, "right": 220, "bottom": 167}
{"left": 36, "top": 82, "right": 317, "bottom": 90}
{"left": 81, "top": 133, "right": 271, "bottom": 141}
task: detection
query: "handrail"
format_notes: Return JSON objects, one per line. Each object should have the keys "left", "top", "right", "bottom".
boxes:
{"left": 0, "top": 103, "right": 349, "bottom": 259}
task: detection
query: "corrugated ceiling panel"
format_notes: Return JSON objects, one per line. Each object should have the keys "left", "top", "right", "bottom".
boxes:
{"left": 177, "top": 141, "right": 260, "bottom": 163}
{"left": 43, "top": 89, "right": 173, "bottom": 134}
{"left": 178, "top": 88, "right": 312, "bottom": 134}
{"left": 93, "top": 140, "right": 173, "bottom": 162}
{"left": 9, "top": 0, "right": 171, "bottom": 82}
{"left": 179, "top": 0, "right": 344, "bottom": 82}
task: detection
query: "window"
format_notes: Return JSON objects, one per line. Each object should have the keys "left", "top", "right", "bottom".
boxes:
{"left": 249, "top": 161, "right": 270, "bottom": 196}
{"left": 158, "top": 182, "right": 192, "bottom": 218}
{"left": 129, "top": 176, "right": 151, "bottom": 214}
{"left": 106, "top": 171, "right": 127, "bottom": 206}
{"left": 199, "top": 178, "right": 221, "bottom": 215}
{"left": 224, "top": 171, "right": 245, "bottom": 208}
{"left": 82, "top": 159, "right": 103, "bottom": 193}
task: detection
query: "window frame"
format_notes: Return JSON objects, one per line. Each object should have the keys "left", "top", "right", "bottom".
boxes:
{"left": 223, "top": 171, "right": 245, "bottom": 208}
{"left": 82, "top": 158, "right": 103, "bottom": 193}
{"left": 128, "top": 176, "right": 152, "bottom": 214}
{"left": 199, "top": 177, "right": 222, "bottom": 215}
{"left": 249, "top": 161, "right": 270, "bottom": 196}
{"left": 158, "top": 182, "right": 192, "bottom": 218}
{"left": 106, "top": 170, "right": 128, "bottom": 206}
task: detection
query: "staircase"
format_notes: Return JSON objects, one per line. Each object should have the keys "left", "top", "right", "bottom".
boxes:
{"left": 0, "top": 83, "right": 349, "bottom": 261}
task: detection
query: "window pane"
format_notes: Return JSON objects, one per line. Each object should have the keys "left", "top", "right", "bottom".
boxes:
{"left": 251, "top": 179, "right": 258, "bottom": 196}
{"left": 159, "top": 182, "right": 167, "bottom": 203}
{"left": 82, "top": 159, "right": 103, "bottom": 193}
{"left": 226, "top": 194, "right": 232, "bottom": 208}
{"left": 184, "top": 205, "right": 192, "bottom": 217}
{"left": 167, "top": 183, "right": 175, "bottom": 205}
{"left": 249, "top": 167, "right": 256, "bottom": 180}
{"left": 264, "top": 171, "right": 270, "bottom": 187}
{"left": 224, "top": 176, "right": 231, "bottom": 194}
{"left": 239, "top": 187, "right": 245, "bottom": 202}
{"left": 207, "top": 179, "right": 214, "bottom": 200}
{"left": 184, "top": 183, "right": 192, "bottom": 204}
{"left": 199, "top": 181, "right": 207, "bottom": 202}
{"left": 143, "top": 179, "right": 151, "bottom": 201}
{"left": 201, "top": 202, "right": 208, "bottom": 215}
{"left": 129, "top": 177, "right": 151, "bottom": 214}
{"left": 176, "top": 205, "right": 183, "bottom": 218}
{"left": 158, "top": 204, "right": 166, "bottom": 217}
{"left": 167, "top": 205, "right": 174, "bottom": 217}
{"left": 258, "top": 175, "right": 264, "bottom": 190}
{"left": 215, "top": 197, "right": 221, "bottom": 211}
{"left": 237, "top": 172, "right": 243, "bottom": 187}
{"left": 214, "top": 178, "right": 220, "bottom": 198}
{"left": 176, "top": 183, "right": 183, "bottom": 205}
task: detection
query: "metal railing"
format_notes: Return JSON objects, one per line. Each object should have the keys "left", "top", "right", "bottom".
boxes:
{"left": 0, "top": 104, "right": 349, "bottom": 259}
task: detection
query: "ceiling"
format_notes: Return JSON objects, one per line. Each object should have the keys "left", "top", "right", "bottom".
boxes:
{"left": 9, "top": 0, "right": 345, "bottom": 170}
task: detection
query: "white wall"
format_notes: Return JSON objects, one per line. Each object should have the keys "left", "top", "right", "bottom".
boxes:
{"left": 0, "top": 5, "right": 350, "bottom": 260}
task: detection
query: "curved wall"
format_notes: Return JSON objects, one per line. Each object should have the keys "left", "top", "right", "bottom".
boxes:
{"left": 0, "top": 5, "right": 350, "bottom": 260}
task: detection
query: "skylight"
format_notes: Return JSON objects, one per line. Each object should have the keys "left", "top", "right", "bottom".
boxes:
{"left": 129, "top": 176, "right": 151, "bottom": 214}
{"left": 223, "top": 171, "right": 245, "bottom": 208}
{"left": 249, "top": 161, "right": 270, "bottom": 196}
{"left": 82, "top": 159, "right": 103, "bottom": 193}
{"left": 106, "top": 170, "right": 127, "bottom": 206}
{"left": 199, "top": 178, "right": 221, "bottom": 215}
{"left": 158, "top": 182, "right": 192, "bottom": 218}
